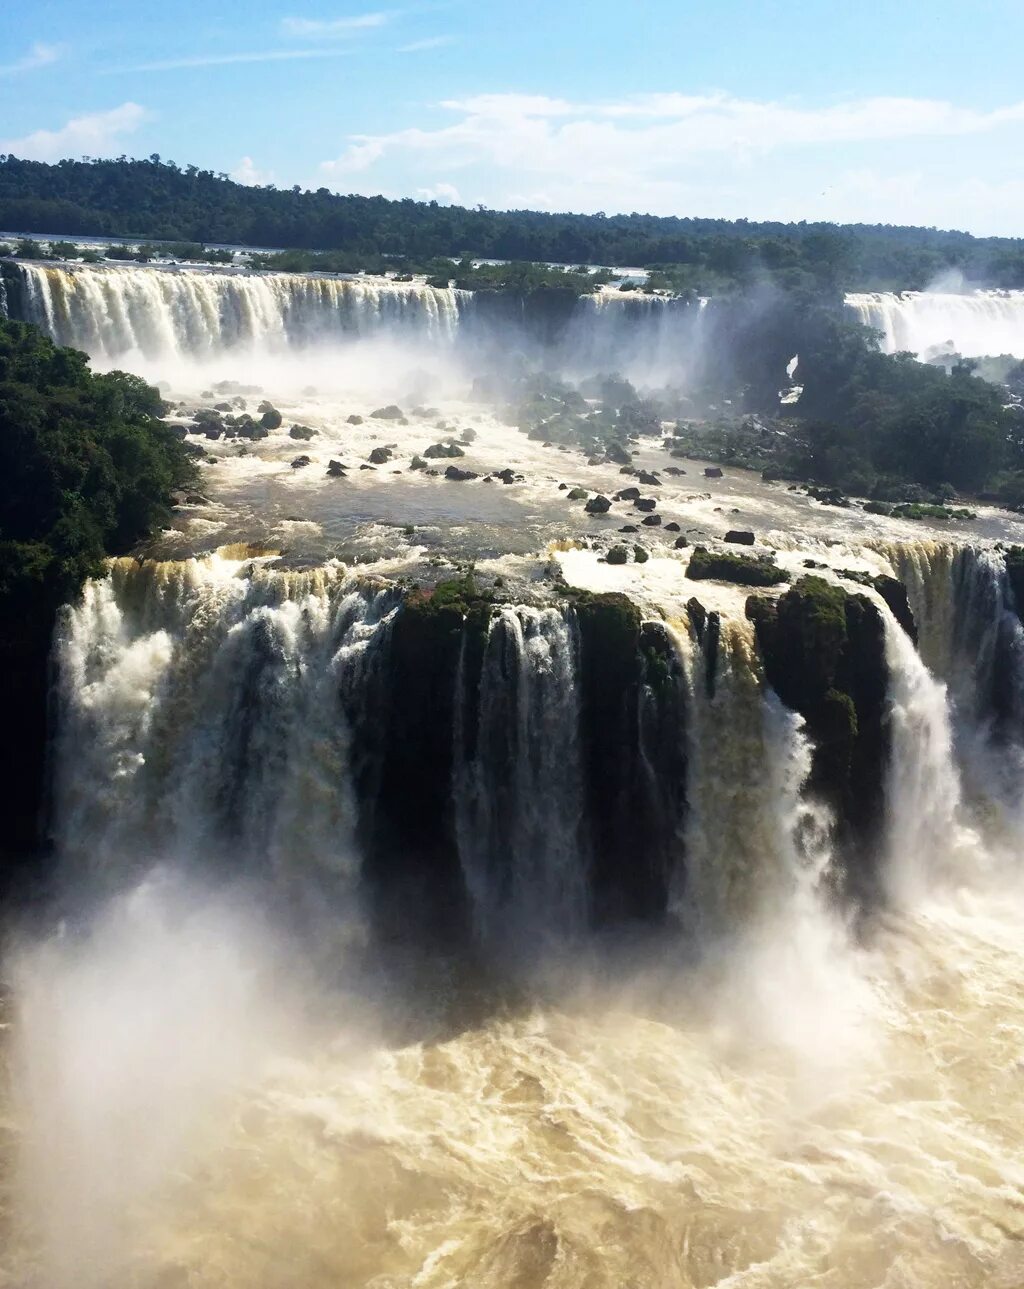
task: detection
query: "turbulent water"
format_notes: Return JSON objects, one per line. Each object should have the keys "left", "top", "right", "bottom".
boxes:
{"left": 4, "top": 548, "right": 1024, "bottom": 1286}
{"left": 845, "top": 288, "right": 1024, "bottom": 358}
{"left": 5, "top": 263, "right": 1024, "bottom": 1285}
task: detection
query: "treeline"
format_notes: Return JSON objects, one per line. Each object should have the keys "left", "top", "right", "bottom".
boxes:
{"left": 4, "top": 155, "right": 1024, "bottom": 290}
{"left": 0, "top": 318, "right": 197, "bottom": 878}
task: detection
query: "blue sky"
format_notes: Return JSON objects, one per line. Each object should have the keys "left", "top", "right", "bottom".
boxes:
{"left": 3, "top": 0, "right": 1024, "bottom": 234}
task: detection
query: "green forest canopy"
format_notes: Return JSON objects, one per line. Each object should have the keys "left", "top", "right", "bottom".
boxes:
{"left": 3, "top": 155, "right": 1024, "bottom": 291}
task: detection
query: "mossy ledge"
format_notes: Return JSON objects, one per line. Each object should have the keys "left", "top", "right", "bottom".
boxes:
{"left": 746, "top": 576, "right": 890, "bottom": 901}
{"left": 687, "top": 546, "right": 789, "bottom": 588}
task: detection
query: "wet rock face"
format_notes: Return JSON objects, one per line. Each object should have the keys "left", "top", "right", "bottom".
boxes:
{"left": 746, "top": 576, "right": 889, "bottom": 902}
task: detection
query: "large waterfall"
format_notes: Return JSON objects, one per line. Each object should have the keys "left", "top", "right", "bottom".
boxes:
{"left": 5, "top": 262, "right": 707, "bottom": 387}
{"left": 8, "top": 546, "right": 1024, "bottom": 1286}
{"left": 846, "top": 288, "right": 1024, "bottom": 358}
{"left": 16, "top": 262, "right": 468, "bottom": 363}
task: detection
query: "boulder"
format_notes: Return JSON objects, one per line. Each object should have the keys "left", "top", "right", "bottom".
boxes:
{"left": 326, "top": 460, "right": 346, "bottom": 477}
{"left": 641, "top": 514, "right": 662, "bottom": 527}
{"left": 289, "top": 424, "right": 317, "bottom": 441}
{"left": 260, "top": 408, "right": 282, "bottom": 430}
{"left": 369, "top": 446, "right": 393, "bottom": 464}
{"left": 664, "top": 522, "right": 681, "bottom": 532}
{"left": 606, "top": 545, "right": 629, "bottom": 565}
{"left": 606, "top": 441, "right": 632, "bottom": 465}
{"left": 494, "top": 468, "right": 516, "bottom": 485}
{"left": 634, "top": 498, "right": 657, "bottom": 512}
{"left": 445, "top": 465, "right": 479, "bottom": 481}
{"left": 371, "top": 404, "right": 404, "bottom": 421}
{"left": 424, "top": 442, "right": 465, "bottom": 459}
{"left": 665, "top": 466, "right": 686, "bottom": 476}
{"left": 615, "top": 487, "right": 641, "bottom": 502}
{"left": 673, "top": 535, "right": 689, "bottom": 549}
{"left": 291, "top": 455, "right": 311, "bottom": 469}
{"left": 568, "top": 487, "right": 589, "bottom": 500}
{"left": 619, "top": 524, "right": 639, "bottom": 533}
{"left": 585, "top": 495, "right": 612, "bottom": 515}
{"left": 347, "top": 414, "right": 364, "bottom": 425}
{"left": 704, "top": 466, "right": 723, "bottom": 479}
{"left": 724, "top": 530, "right": 755, "bottom": 545}
{"left": 637, "top": 470, "right": 661, "bottom": 486}
{"left": 633, "top": 545, "right": 649, "bottom": 564}
{"left": 410, "top": 455, "right": 428, "bottom": 470}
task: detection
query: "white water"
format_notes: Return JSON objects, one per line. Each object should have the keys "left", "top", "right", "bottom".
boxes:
{"left": 455, "top": 606, "right": 587, "bottom": 952}
{"left": 52, "top": 554, "right": 397, "bottom": 925}
{"left": 846, "top": 288, "right": 1024, "bottom": 358}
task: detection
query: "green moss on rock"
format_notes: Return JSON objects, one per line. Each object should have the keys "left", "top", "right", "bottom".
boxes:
{"left": 687, "top": 545, "right": 789, "bottom": 587}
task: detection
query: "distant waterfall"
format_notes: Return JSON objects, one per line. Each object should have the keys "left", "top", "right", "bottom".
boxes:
{"left": 563, "top": 291, "right": 703, "bottom": 385}
{"left": 455, "top": 606, "right": 586, "bottom": 948}
{"left": 53, "top": 555, "right": 398, "bottom": 914}
{"left": 845, "top": 290, "right": 1024, "bottom": 358}
{"left": 17, "top": 263, "right": 468, "bottom": 363}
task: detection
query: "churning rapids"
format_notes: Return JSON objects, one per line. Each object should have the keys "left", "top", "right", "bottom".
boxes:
{"left": 4, "top": 263, "right": 1024, "bottom": 1288}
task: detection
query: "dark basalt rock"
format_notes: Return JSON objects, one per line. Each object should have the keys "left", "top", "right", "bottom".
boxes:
{"left": 347, "top": 414, "right": 364, "bottom": 425}
{"left": 673, "top": 535, "right": 689, "bottom": 549}
{"left": 724, "top": 530, "right": 755, "bottom": 545}
{"left": 704, "top": 467, "right": 723, "bottom": 478}
{"left": 326, "top": 460, "right": 346, "bottom": 477}
{"left": 665, "top": 466, "right": 686, "bottom": 476}
{"left": 687, "top": 547, "right": 787, "bottom": 587}
{"left": 368, "top": 446, "right": 393, "bottom": 465}
{"left": 289, "top": 424, "right": 316, "bottom": 440}
{"left": 290, "top": 455, "right": 311, "bottom": 469}
{"left": 664, "top": 522, "right": 681, "bottom": 532}
{"left": 260, "top": 408, "right": 282, "bottom": 430}
{"left": 606, "top": 441, "right": 632, "bottom": 465}
{"left": 746, "top": 576, "right": 889, "bottom": 902}
{"left": 585, "top": 495, "right": 612, "bottom": 514}
{"left": 424, "top": 442, "right": 465, "bottom": 459}
{"left": 641, "top": 514, "right": 662, "bottom": 527}
{"left": 634, "top": 498, "right": 657, "bottom": 512}
{"left": 637, "top": 470, "right": 661, "bottom": 486}
{"left": 606, "top": 545, "right": 629, "bottom": 565}
{"left": 619, "top": 525, "right": 639, "bottom": 533}
{"left": 615, "top": 487, "right": 641, "bottom": 501}
{"left": 445, "top": 465, "right": 478, "bottom": 481}
{"left": 371, "top": 404, "right": 404, "bottom": 421}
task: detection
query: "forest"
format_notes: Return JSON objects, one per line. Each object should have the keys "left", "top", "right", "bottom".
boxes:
{"left": 4, "top": 155, "right": 1024, "bottom": 290}
{"left": 0, "top": 318, "right": 197, "bottom": 877}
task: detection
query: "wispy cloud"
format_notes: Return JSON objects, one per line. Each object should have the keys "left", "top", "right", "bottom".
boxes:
{"left": 281, "top": 12, "right": 392, "bottom": 37}
{"left": 0, "top": 42, "right": 66, "bottom": 77}
{"left": 1, "top": 103, "right": 149, "bottom": 162}
{"left": 398, "top": 35, "right": 455, "bottom": 52}
{"left": 111, "top": 47, "right": 356, "bottom": 72}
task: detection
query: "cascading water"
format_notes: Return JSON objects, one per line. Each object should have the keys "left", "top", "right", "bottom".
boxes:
{"left": 846, "top": 288, "right": 1024, "bottom": 358}
{"left": 562, "top": 291, "right": 704, "bottom": 386}
{"left": 16, "top": 262, "right": 468, "bottom": 365}
{"left": 454, "top": 606, "right": 586, "bottom": 950}
{"left": 883, "top": 540, "right": 1024, "bottom": 842}
{"left": 52, "top": 553, "right": 398, "bottom": 918}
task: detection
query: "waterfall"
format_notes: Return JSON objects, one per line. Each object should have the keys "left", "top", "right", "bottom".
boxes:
{"left": 884, "top": 541, "right": 1024, "bottom": 839}
{"left": 878, "top": 607, "right": 984, "bottom": 903}
{"left": 563, "top": 291, "right": 702, "bottom": 384}
{"left": 16, "top": 262, "right": 468, "bottom": 364}
{"left": 846, "top": 289, "right": 1024, "bottom": 358}
{"left": 52, "top": 554, "right": 398, "bottom": 920}
{"left": 674, "top": 618, "right": 832, "bottom": 937}
{"left": 454, "top": 606, "right": 586, "bottom": 949}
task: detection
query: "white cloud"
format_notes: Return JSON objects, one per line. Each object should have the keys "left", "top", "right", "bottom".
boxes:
{"left": 416, "top": 181, "right": 460, "bottom": 203}
{"left": 398, "top": 35, "right": 455, "bottom": 53}
{"left": 114, "top": 47, "right": 355, "bottom": 71}
{"left": 231, "top": 156, "right": 275, "bottom": 186}
{"left": 2, "top": 103, "right": 149, "bottom": 163}
{"left": 317, "top": 89, "right": 1024, "bottom": 230}
{"left": 0, "top": 42, "right": 65, "bottom": 77}
{"left": 281, "top": 12, "right": 391, "bottom": 37}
